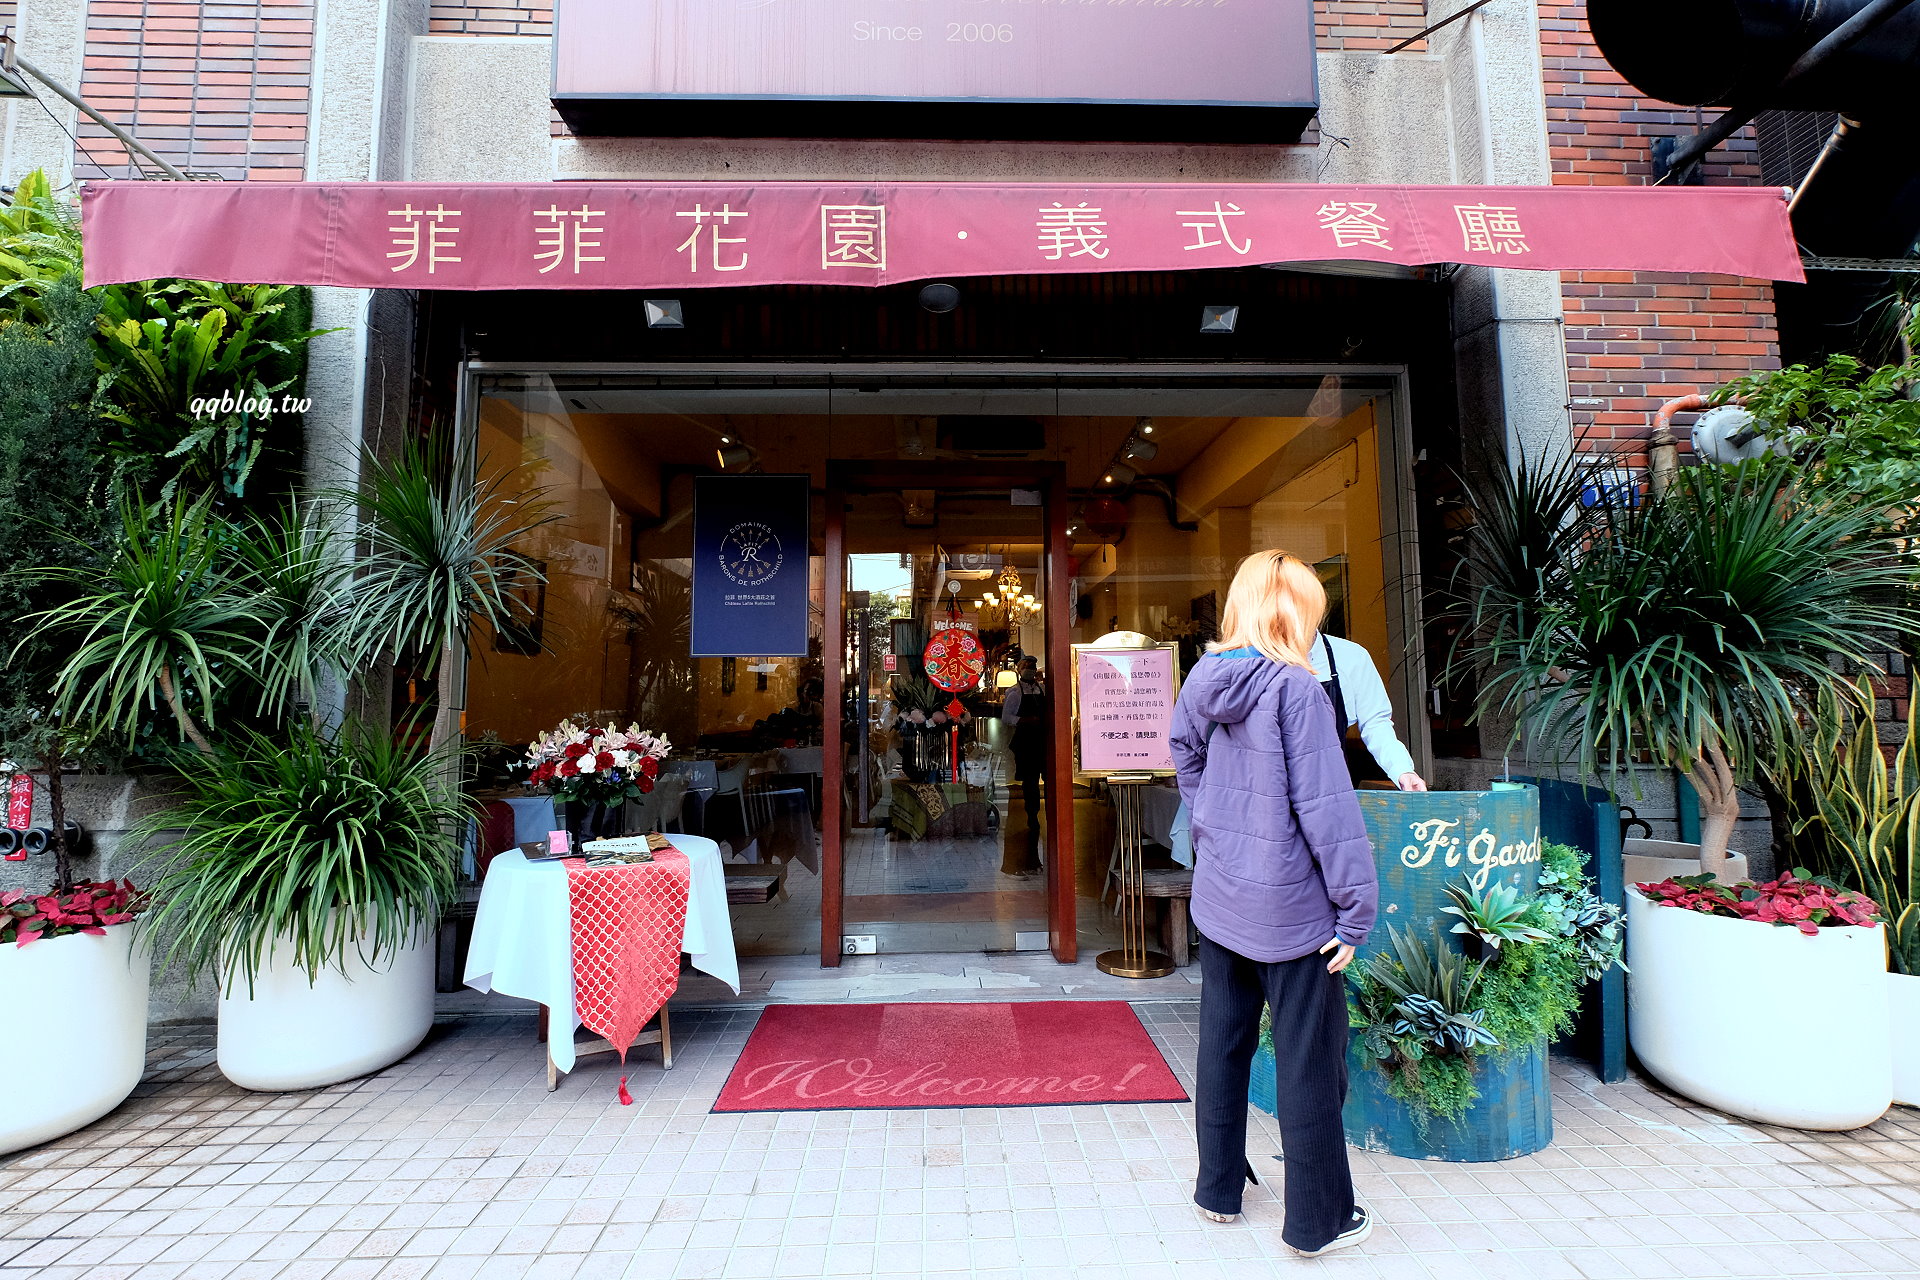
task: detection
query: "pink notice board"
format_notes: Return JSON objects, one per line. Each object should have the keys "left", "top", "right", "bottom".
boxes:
{"left": 1073, "top": 644, "right": 1178, "bottom": 777}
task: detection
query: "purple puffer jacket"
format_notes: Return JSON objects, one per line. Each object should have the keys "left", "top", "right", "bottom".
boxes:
{"left": 1171, "top": 648, "right": 1378, "bottom": 963}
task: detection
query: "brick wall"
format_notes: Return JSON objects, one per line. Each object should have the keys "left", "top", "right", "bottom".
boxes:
{"left": 1538, "top": 1, "right": 1780, "bottom": 462}
{"left": 77, "top": 0, "right": 313, "bottom": 181}
{"left": 1319, "top": 0, "right": 1428, "bottom": 51}
{"left": 428, "top": 0, "right": 550, "bottom": 36}
{"left": 1560, "top": 272, "right": 1780, "bottom": 470}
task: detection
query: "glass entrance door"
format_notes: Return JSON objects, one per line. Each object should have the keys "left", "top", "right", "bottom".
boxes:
{"left": 834, "top": 489, "right": 1055, "bottom": 954}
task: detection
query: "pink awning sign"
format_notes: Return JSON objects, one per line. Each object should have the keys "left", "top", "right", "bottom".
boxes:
{"left": 79, "top": 180, "right": 1805, "bottom": 290}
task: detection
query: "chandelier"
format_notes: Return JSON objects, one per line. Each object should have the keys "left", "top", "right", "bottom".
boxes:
{"left": 978, "top": 560, "right": 1040, "bottom": 625}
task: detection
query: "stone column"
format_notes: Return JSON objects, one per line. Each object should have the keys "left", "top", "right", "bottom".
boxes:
{"left": 2, "top": 0, "right": 89, "bottom": 191}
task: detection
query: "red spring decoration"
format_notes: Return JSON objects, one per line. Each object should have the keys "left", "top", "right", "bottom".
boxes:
{"left": 922, "top": 627, "right": 986, "bottom": 693}
{"left": 1635, "top": 870, "right": 1884, "bottom": 937}
{"left": 1, "top": 880, "right": 144, "bottom": 948}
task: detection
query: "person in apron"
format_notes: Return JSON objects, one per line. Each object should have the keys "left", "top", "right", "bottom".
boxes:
{"left": 1309, "top": 632, "right": 1425, "bottom": 792}
{"left": 1167, "top": 631, "right": 1422, "bottom": 872}
{"left": 1001, "top": 656, "right": 1048, "bottom": 876}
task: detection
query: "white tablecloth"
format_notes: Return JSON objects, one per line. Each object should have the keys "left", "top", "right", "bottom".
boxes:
{"left": 463, "top": 835, "right": 740, "bottom": 1072}
{"left": 778, "top": 747, "right": 823, "bottom": 775}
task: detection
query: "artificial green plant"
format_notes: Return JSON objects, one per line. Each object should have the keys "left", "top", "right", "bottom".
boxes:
{"left": 1333, "top": 842, "right": 1624, "bottom": 1126}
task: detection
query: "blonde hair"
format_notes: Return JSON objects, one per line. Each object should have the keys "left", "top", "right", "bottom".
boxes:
{"left": 1208, "top": 550, "right": 1326, "bottom": 670}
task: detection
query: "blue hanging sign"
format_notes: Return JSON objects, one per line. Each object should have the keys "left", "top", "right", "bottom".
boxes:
{"left": 691, "top": 474, "right": 811, "bottom": 658}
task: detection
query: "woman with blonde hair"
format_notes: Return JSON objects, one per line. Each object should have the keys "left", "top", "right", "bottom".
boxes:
{"left": 1170, "top": 549, "right": 1378, "bottom": 1257}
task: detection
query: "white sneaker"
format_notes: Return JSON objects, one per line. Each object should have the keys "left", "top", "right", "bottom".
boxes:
{"left": 1290, "top": 1206, "right": 1372, "bottom": 1258}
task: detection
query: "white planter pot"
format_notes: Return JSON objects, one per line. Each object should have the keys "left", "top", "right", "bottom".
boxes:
{"left": 1622, "top": 838, "right": 1749, "bottom": 888}
{"left": 218, "top": 927, "right": 435, "bottom": 1091}
{"left": 1627, "top": 888, "right": 1891, "bottom": 1129}
{"left": 0, "top": 926, "right": 150, "bottom": 1155}
{"left": 1892, "top": 971, "right": 1920, "bottom": 1108}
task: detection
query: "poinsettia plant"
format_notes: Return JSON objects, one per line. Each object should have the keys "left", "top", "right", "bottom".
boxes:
{"left": 2, "top": 879, "right": 143, "bottom": 947}
{"left": 523, "top": 719, "right": 671, "bottom": 808}
{"left": 1636, "top": 869, "right": 1885, "bottom": 937}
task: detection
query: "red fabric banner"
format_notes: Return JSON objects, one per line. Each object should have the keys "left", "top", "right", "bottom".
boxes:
{"left": 79, "top": 180, "right": 1806, "bottom": 290}
{"left": 7, "top": 775, "right": 33, "bottom": 830}
{"left": 564, "top": 848, "right": 690, "bottom": 1060}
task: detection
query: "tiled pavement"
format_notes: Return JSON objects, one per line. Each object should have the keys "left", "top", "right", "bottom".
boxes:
{"left": 2, "top": 999, "right": 1918, "bottom": 1280}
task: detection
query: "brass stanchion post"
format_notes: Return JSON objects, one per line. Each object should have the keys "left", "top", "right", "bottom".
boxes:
{"left": 1096, "top": 774, "right": 1174, "bottom": 979}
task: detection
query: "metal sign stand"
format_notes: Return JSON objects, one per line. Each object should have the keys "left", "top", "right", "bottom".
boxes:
{"left": 1096, "top": 773, "right": 1174, "bottom": 980}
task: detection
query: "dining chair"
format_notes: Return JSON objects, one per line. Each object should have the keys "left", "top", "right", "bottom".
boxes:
{"left": 650, "top": 773, "right": 692, "bottom": 834}
{"left": 712, "top": 760, "right": 750, "bottom": 840}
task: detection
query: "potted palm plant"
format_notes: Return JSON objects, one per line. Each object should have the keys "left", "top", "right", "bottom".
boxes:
{"left": 131, "top": 721, "right": 467, "bottom": 1090}
{"left": 1458, "top": 456, "right": 1916, "bottom": 885}
{"left": 1456, "top": 456, "right": 1917, "bottom": 1127}
{"left": 33, "top": 449, "right": 547, "bottom": 1090}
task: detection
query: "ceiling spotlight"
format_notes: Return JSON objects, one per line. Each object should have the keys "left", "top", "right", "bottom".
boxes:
{"left": 1103, "top": 462, "right": 1138, "bottom": 486}
{"left": 716, "top": 443, "right": 754, "bottom": 470}
{"left": 645, "top": 299, "right": 685, "bottom": 329}
{"left": 1136, "top": 417, "right": 1155, "bottom": 435}
{"left": 1122, "top": 436, "right": 1158, "bottom": 462}
{"left": 919, "top": 282, "right": 961, "bottom": 314}
{"left": 1199, "top": 304, "right": 1240, "bottom": 334}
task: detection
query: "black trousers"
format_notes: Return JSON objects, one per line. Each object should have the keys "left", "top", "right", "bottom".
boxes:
{"left": 1004, "top": 735, "right": 1046, "bottom": 874}
{"left": 1194, "top": 932, "right": 1357, "bottom": 1252}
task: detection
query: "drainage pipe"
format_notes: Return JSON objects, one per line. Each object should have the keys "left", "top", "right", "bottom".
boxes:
{"left": 1649, "top": 394, "right": 1711, "bottom": 497}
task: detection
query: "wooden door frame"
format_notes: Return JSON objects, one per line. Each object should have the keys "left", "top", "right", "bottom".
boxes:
{"left": 820, "top": 489, "right": 846, "bottom": 968}
{"left": 820, "top": 461, "right": 1075, "bottom": 967}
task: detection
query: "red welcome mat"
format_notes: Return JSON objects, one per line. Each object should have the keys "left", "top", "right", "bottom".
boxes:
{"left": 713, "top": 1001, "right": 1189, "bottom": 1113}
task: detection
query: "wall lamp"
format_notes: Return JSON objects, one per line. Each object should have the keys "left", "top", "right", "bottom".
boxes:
{"left": 645, "top": 299, "right": 685, "bottom": 329}
{"left": 1199, "top": 304, "right": 1240, "bottom": 334}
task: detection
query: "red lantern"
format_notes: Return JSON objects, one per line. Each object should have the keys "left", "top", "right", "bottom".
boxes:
{"left": 1082, "top": 496, "right": 1129, "bottom": 543}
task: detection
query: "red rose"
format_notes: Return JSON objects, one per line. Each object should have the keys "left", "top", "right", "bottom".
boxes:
{"left": 596, "top": 751, "right": 616, "bottom": 771}
{"left": 558, "top": 760, "right": 579, "bottom": 778}
{"left": 640, "top": 778, "right": 654, "bottom": 794}
{"left": 564, "top": 743, "right": 589, "bottom": 759}
{"left": 641, "top": 757, "right": 659, "bottom": 778}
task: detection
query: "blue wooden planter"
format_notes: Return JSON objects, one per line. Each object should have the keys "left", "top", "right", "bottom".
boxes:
{"left": 1250, "top": 1040, "right": 1553, "bottom": 1162}
{"left": 1246, "top": 786, "right": 1556, "bottom": 1161}
{"left": 1343, "top": 1037, "right": 1553, "bottom": 1162}
{"left": 1251, "top": 1044, "right": 1280, "bottom": 1118}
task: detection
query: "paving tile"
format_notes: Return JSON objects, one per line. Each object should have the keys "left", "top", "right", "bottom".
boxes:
{"left": 3, "top": 1005, "right": 1916, "bottom": 1280}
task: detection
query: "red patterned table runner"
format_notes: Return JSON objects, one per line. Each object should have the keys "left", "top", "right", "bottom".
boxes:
{"left": 563, "top": 848, "right": 690, "bottom": 1060}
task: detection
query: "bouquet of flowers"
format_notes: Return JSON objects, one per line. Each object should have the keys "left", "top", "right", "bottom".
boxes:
{"left": 524, "top": 720, "right": 671, "bottom": 808}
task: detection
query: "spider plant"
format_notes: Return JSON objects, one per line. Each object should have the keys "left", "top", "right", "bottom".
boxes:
{"left": 132, "top": 718, "right": 472, "bottom": 991}
{"left": 1456, "top": 454, "right": 1920, "bottom": 882}
{"left": 29, "top": 495, "right": 262, "bottom": 755}
{"left": 338, "top": 441, "right": 554, "bottom": 753}
{"left": 231, "top": 498, "right": 354, "bottom": 723}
